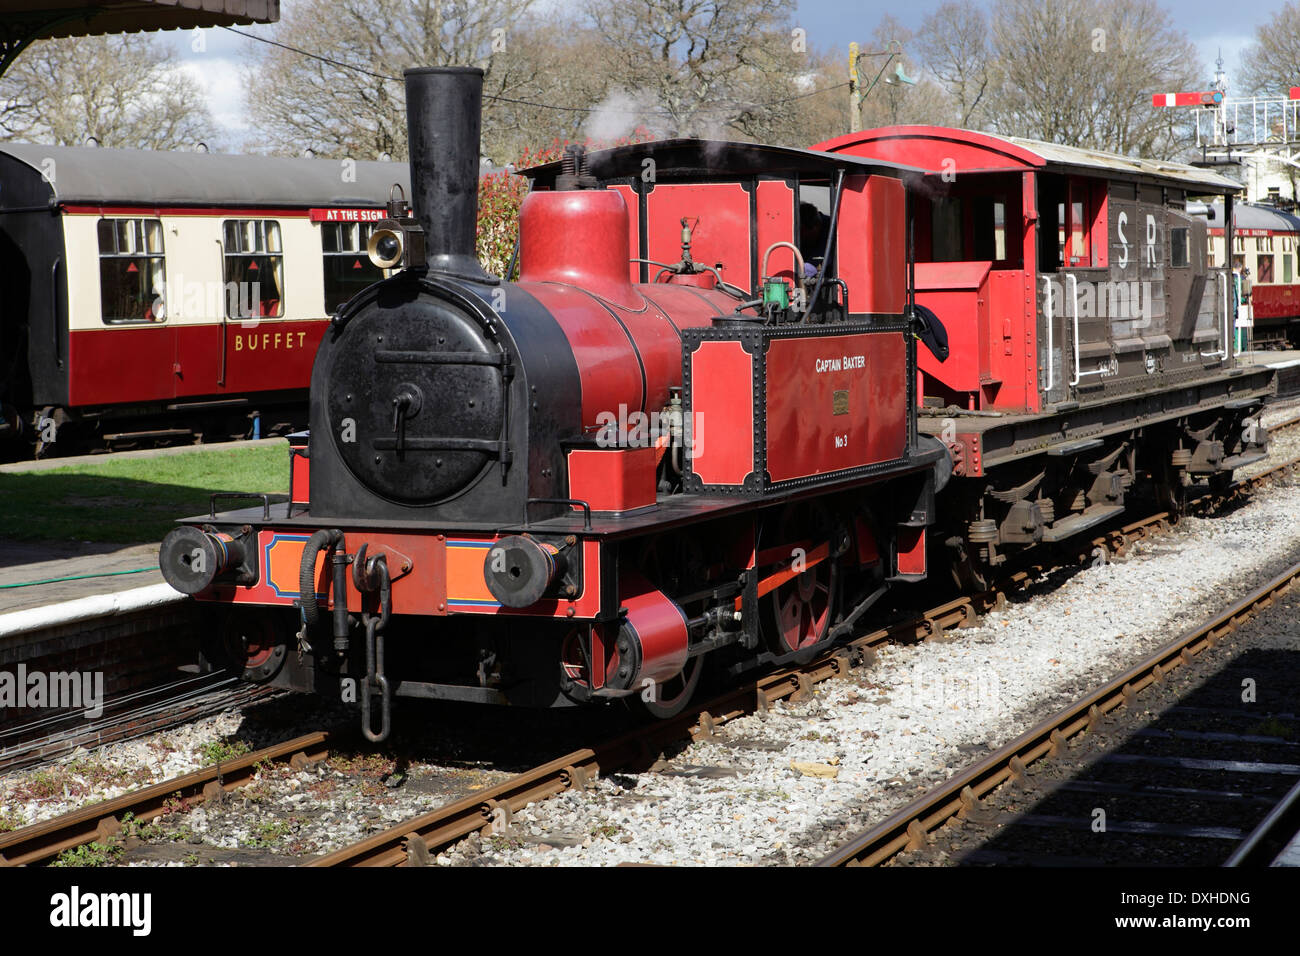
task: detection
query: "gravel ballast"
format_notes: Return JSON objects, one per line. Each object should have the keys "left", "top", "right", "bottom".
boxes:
{"left": 442, "top": 469, "right": 1300, "bottom": 866}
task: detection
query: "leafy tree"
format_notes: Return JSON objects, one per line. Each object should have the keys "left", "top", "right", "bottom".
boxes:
{"left": 1238, "top": 1, "right": 1300, "bottom": 96}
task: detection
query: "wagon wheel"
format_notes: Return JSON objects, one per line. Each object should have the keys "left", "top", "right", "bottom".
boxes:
{"left": 31, "top": 406, "right": 57, "bottom": 460}
{"left": 1151, "top": 450, "right": 1186, "bottom": 518}
{"left": 759, "top": 503, "right": 839, "bottom": 656}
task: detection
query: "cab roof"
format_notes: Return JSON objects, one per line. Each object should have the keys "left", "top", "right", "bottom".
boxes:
{"left": 521, "top": 138, "right": 924, "bottom": 187}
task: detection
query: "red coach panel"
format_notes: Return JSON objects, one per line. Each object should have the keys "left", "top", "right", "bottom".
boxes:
{"left": 68, "top": 327, "right": 174, "bottom": 405}
{"left": 836, "top": 174, "right": 906, "bottom": 314}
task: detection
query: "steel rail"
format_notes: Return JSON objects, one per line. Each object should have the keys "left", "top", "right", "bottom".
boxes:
{"left": 1224, "top": 775, "right": 1300, "bottom": 867}
{"left": 308, "top": 480, "right": 1274, "bottom": 867}
{"left": 816, "top": 559, "right": 1300, "bottom": 867}
{"left": 10, "top": 447, "right": 1298, "bottom": 868}
{"left": 0, "top": 731, "right": 332, "bottom": 866}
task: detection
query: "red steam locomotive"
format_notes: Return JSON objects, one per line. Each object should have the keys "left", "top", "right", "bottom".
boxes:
{"left": 159, "top": 69, "right": 1271, "bottom": 741}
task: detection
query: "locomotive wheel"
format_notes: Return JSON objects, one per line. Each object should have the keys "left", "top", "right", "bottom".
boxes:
{"left": 760, "top": 504, "right": 839, "bottom": 656}
{"left": 629, "top": 654, "right": 704, "bottom": 720}
{"left": 214, "top": 610, "right": 287, "bottom": 683}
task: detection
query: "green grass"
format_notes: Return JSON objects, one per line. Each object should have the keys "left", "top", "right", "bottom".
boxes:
{"left": 196, "top": 739, "right": 252, "bottom": 765}
{"left": 244, "top": 819, "right": 292, "bottom": 848}
{"left": 51, "top": 840, "right": 125, "bottom": 867}
{"left": 0, "top": 445, "right": 287, "bottom": 544}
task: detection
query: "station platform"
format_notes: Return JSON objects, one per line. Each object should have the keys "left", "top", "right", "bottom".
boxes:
{"left": 0, "top": 439, "right": 285, "bottom": 617}
{"left": 1239, "top": 349, "right": 1300, "bottom": 398}
{"left": 0, "top": 541, "right": 163, "bottom": 616}
{"left": 1239, "top": 348, "right": 1300, "bottom": 366}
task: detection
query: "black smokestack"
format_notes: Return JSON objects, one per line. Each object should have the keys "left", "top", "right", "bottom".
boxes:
{"left": 404, "top": 66, "right": 491, "bottom": 282}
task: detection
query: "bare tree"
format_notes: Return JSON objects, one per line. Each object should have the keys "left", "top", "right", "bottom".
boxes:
{"left": 581, "top": 0, "right": 803, "bottom": 139}
{"left": 241, "top": 0, "right": 600, "bottom": 163}
{"left": 0, "top": 33, "right": 213, "bottom": 149}
{"left": 982, "top": 0, "right": 1199, "bottom": 157}
{"left": 1238, "top": 1, "right": 1300, "bottom": 96}
{"left": 915, "top": 1, "right": 993, "bottom": 128}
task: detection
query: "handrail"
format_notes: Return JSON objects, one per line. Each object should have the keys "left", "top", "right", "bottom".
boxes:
{"left": 1041, "top": 275, "right": 1055, "bottom": 393}
{"left": 1067, "top": 273, "right": 1105, "bottom": 385}
{"left": 1202, "top": 272, "right": 1227, "bottom": 360}
{"left": 50, "top": 257, "right": 64, "bottom": 370}
{"left": 216, "top": 238, "right": 229, "bottom": 387}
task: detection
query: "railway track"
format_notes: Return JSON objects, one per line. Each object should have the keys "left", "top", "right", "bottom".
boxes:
{"left": 815, "top": 559, "right": 1300, "bottom": 867}
{"left": 1226, "top": 776, "right": 1300, "bottom": 867}
{"left": 5, "top": 444, "right": 1299, "bottom": 867}
{"left": 0, "top": 731, "right": 332, "bottom": 866}
{"left": 0, "top": 676, "right": 281, "bottom": 775}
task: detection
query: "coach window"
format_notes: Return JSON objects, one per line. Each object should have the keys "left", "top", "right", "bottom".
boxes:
{"left": 1285, "top": 254, "right": 1293, "bottom": 283}
{"left": 322, "top": 221, "right": 383, "bottom": 312}
{"left": 223, "top": 219, "right": 284, "bottom": 318}
{"left": 98, "top": 218, "right": 165, "bottom": 323}
{"left": 1259, "top": 254, "right": 1275, "bottom": 283}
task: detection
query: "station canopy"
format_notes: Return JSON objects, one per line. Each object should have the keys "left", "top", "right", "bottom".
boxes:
{"left": 1, "top": 1, "right": 278, "bottom": 73}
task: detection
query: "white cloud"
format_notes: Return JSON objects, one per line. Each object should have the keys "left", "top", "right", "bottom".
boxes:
{"left": 177, "top": 56, "right": 249, "bottom": 151}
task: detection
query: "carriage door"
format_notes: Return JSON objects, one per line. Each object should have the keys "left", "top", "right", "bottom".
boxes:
{"left": 1039, "top": 175, "right": 1111, "bottom": 401}
{"left": 1164, "top": 203, "right": 1215, "bottom": 367}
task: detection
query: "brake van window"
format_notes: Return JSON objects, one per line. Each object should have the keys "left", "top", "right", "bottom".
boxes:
{"left": 98, "top": 218, "right": 165, "bottom": 323}
{"left": 223, "top": 219, "right": 284, "bottom": 318}
{"left": 322, "top": 221, "right": 383, "bottom": 313}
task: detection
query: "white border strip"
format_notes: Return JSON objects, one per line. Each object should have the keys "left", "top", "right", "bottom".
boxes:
{"left": 0, "top": 584, "right": 185, "bottom": 639}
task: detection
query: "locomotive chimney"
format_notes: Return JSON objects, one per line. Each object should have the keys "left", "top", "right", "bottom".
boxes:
{"left": 403, "top": 66, "right": 492, "bottom": 282}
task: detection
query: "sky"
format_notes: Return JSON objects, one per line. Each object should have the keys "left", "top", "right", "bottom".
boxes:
{"left": 163, "top": 0, "right": 1276, "bottom": 152}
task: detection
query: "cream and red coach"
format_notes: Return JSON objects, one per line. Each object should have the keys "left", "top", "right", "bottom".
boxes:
{"left": 1191, "top": 198, "right": 1300, "bottom": 349}
{"left": 817, "top": 126, "right": 1273, "bottom": 588}
{"left": 159, "top": 67, "right": 948, "bottom": 739}
{"left": 0, "top": 144, "right": 407, "bottom": 454}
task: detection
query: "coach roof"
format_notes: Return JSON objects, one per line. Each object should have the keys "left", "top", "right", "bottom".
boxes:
{"left": 818, "top": 126, "right": 1243, "bottom": 194}
{"left": 0, "top": 143, "right": 409, "bottom": 209}
{"left": 1190, "top": 200, "right": 1300, "bottom": 233}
